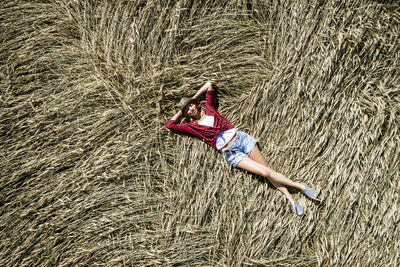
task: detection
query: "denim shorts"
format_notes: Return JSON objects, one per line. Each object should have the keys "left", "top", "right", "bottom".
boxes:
{"left": 222, "top": 131, "right": 257, "bottom": 167}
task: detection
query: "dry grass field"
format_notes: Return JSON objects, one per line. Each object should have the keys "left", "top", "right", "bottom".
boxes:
{"left": 1, "top": 0, "right": 399, "bottom": 266}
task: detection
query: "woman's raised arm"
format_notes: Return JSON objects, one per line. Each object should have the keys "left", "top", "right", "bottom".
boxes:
{"left": 168, "top": 81, "right": 212, "bottom": 123}
{"left": 170, "top": 110, "right": 182, "bottom": 121}
{"left": 193, "top": 81, "right": 213, "bottom": 99}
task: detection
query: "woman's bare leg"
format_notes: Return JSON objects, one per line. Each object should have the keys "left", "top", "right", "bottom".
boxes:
{"left": 248, "top": 145, "right": 271, "bottom": 168}
{"left": 237, "top": 156, "right": 305, "bottom": 189}
{"left": 237, "top": 149, "right": 306, "bottom": 192}
{"left": 248, "top": 145, "right": 298, "bottom": 204}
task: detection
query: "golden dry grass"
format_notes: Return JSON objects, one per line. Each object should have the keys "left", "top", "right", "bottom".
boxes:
{"left": 1, "top": 0, "right": 399, "bottom": 266}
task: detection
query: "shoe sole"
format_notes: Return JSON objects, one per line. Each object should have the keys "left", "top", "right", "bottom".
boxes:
{"left": 300, "top": 183, "right": 321, "bottom": 202}
{"left": 292, "top": 204, "right": 303, "bottom": 215}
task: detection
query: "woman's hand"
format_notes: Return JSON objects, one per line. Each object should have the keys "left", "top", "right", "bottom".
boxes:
{"left": 193, "top": 81, "right": 213, "bottom": 99}
{"left": 170, "top": 81, "right": 212, "bottom": 121}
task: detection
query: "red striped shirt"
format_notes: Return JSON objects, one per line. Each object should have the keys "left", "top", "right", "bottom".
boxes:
{"left": 166, "top": 89, "right": 234, "bottom": 151}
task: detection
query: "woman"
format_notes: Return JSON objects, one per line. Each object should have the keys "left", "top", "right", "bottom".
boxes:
{"left": 166, "top": 81, "right": 319, "bottom": 215}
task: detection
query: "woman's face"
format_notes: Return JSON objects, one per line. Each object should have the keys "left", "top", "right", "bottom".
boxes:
{"left": 186, "top": 103, "right": 200, "bottom": 119}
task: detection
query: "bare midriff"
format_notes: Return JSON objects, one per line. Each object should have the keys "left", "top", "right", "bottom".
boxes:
{"left": 219, "top": 131, "right": 237, "bottom": 152}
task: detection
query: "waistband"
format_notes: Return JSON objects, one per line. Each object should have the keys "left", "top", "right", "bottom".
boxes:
{"left": 219, "top": 131, "right": 238, "bottom": 153}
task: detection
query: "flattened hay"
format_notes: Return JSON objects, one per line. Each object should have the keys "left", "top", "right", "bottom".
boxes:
{"left": 1, "top": 0, "right": 399, "bottom": 266}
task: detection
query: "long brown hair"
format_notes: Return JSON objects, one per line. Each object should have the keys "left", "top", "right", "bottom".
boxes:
{"left": 182, "top": 99, "right": 201, "bottom": 121}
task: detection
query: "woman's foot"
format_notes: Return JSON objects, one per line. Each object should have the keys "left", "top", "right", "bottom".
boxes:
{"left": 300, "top": 183, "right": 320, "bottom": 201}
{"left": 292, "top": 202, "right": 303, "bottom": 215}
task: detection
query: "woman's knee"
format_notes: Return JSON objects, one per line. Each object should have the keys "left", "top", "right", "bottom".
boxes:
{"left": 261, "top": 166, "right": 272, "bottom": 178}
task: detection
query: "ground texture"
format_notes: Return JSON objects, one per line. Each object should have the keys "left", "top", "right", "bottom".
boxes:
{"left": 1, "top": 0, "right": 399, "bottom": 266}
